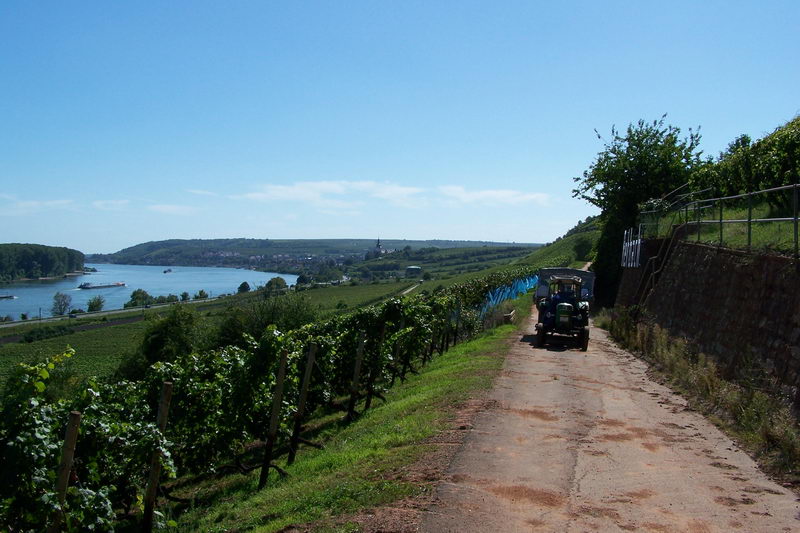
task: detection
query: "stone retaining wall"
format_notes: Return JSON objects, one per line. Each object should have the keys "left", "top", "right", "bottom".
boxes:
{"left": 641, "top": 241, "right": 800, "bottom": 394}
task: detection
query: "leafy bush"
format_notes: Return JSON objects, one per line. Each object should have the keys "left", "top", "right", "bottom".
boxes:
{"left": 124, "top": 289, "right": 155, "bottom": 308}
{"left": 0, "top": 349, "right": 169, "bottom": 531}
{"left": 87, "top": 295, "right": 105, "bottom": 312}
{"left": 140, "top": 305, "right": 199, "bottom": 366}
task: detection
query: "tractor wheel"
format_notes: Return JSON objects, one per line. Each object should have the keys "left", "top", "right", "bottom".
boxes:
{"left": 580, "top": 327, "right": 589, "bottom": 351}
{"left": 537, "top": 328, "right": 546, "bottom": 348}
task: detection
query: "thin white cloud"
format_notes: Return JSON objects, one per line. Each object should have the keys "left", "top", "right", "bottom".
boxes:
{"left": 350, "top": 181, "right": 427, "bottom": 208}
{"left": 0, "top": 195, "right": 74, "bottom": 216}
{"left": 232, "top": 180, "right": 426, "bottom": 210}
{"left": 92, "top": 199, "right": 129, "bottom": 211}
{"left": 438, "top": 186, "right": 549, "bottom": 206}
{"left": 235, "top": 181, "right": 357, "bottom": 209}
{"left": 148, "top": 204, "right": 198, "bottom": 215}
{"left": 187, "top": 189, "right": 218, "bottom": 197}
{"left": 319, "top": 209, "right": 362, "bottom": 217}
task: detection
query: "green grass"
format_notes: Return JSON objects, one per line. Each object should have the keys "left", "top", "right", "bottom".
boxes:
{"left": 0, "top": 313, "right": 125, "bottom": 340}
{"left": 165, "top": 294, "right": 532, "bottom": 532}
{"left": 645, "top": 199, "right": 797, "bottom": 255}
{"left": 300, "top": 281, "right": 416, "bottom": 315}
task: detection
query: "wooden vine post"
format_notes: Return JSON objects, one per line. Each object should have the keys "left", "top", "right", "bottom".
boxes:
{"left": 393, "top": 318, "right": 407, "bottom": 384}
{"left": 439, "top": 322, "right": 448, "bottom": 354}
{"left": 345, "top": 333, "right": 366, "bottom": 421}
{"left": 288, "top": 343, "right": 321, "bottom": 465}
{"left": 47, "top": 411, "right": 82, "bottom": 533}
{"left": 259, "top": 350, "right": 289, "bottom": 489}
{"left": 365, "top": 325, "right": 387, "bottom": 410}
{"left": 398, "top": 319, "right": 417, "bottom": 381}
{"left": 453, "top": 305, "right": 461, "bottom": 346}
{"left": 424, "top": 327, "right": 436, "bottom": 363}
{"left": 142, "top": 381, "right": 173, "bottom": 533}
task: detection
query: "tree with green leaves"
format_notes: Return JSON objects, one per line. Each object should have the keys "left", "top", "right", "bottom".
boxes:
{"left": 194, "top": 289, "right": 209, "bottom": 300}
{"left": 140, "top": 305, "right": 199, "bottom": 366}
{"left": 573, "top": 116, "right": 706, "bottom": 306}
{"left": 237, "top": 281, "right": 251, "bottom": 293}
{"left": 691, "top": 116, "right": 800, "bottom": 215}
{"left": 264, "top": 276, "right": 288, "bottom": 296}
{"left": 51, "top": 292, "right": 71, "bottom": 316}
{"left": 87, "top": 295, "right": 105, "bottom": 312}
{"left": 247, "top": 292, "right": 318, "bottom": 334}
{"left": 124, "top": 288, "right": 154, "bottom": 308}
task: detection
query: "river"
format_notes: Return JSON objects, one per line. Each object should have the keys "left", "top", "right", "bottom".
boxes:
{"left": 0, "top": 264, "right": 298, "bottom": 320}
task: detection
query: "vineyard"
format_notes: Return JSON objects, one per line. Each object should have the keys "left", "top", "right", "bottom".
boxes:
{"left": 0, "top": 267, "right": 538, "bottom": 531}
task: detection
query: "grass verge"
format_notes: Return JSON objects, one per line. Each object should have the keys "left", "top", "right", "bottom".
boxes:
{"left": 166, "top": 294, "right": 532, "bottom": 532}
{"left": 598, "top": 307, "right": 800, "bottom": 482}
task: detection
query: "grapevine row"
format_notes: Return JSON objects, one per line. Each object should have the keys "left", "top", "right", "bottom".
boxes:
{"left": 0, "top": 267, "right": 537, "bottom": 531}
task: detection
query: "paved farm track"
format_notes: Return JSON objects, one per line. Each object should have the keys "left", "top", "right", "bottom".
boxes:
{"left": 420, "top": 316, "right": 800, "bottom": 532}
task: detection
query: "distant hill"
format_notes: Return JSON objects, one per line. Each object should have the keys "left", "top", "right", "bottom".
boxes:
{"left": 87, "top": 238, "right": 542, "bottom": 271}
{"left": 354, "top": 245, "right": 538, "bottom": 280}
{"left": 0, "top": 243, "right": 85, "bottom": 282}
{"left": 514, "top": 217, "right": 599, "bottom": 270}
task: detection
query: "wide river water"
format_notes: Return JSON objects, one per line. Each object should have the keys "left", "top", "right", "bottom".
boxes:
{"left": 0, "top": 263, "right": 298, "bottom": 320}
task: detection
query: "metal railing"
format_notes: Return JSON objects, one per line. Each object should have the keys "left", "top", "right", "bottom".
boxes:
{"left": 635, "top": 183, "right": 799, "bottom": 259}
{"left": 621, "top": 227, "right": 642, "bottom": 267}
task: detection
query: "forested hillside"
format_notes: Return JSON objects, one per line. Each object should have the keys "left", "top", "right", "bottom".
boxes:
{"left": 89, "top": 239, "right": 537, "bottom": 274}
{"left": 0, "top": 244, "right": 84, "bottom": 282}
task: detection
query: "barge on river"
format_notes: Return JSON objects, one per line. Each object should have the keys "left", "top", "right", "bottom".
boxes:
{"left": 78, "top": 282, "right": 126, "bottom": 289}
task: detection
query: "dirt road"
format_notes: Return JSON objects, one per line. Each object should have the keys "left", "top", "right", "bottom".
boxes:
{"left": 420, "top": 316, "right": 800, "bottom": 532}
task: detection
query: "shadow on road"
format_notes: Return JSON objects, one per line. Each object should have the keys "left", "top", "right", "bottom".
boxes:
{"left": 520, "top": 334, "right": 537, "bottom": 346}
{"left": 519, "top": 334, "right": 578, "bottom": 352}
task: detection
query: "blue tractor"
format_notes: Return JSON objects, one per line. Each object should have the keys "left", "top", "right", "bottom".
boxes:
{"left": 534, "top": 269, "right": 593, "bottom": 350}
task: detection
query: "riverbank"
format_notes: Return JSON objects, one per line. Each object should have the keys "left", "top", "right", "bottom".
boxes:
{"left": 0, "top": 263, "right": 297, "bottom": 321}
{"left": 89, "top": 260, "right": 301, "bottom": 276}
{"left": 0, "top": 271, "right": 86, "bottom": 284}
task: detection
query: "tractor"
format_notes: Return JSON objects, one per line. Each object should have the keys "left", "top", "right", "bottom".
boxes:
{"left": 534, "top": 269, "right": 593, "bottom": 350}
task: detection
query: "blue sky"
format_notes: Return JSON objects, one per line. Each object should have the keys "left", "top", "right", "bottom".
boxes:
{"left": 2, "top": 1, "right": 798, "bottom": 253}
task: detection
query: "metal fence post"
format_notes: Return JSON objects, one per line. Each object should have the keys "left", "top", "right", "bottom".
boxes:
{"left": 747, "top": 192, "right": 753, "bottom": 250}
{"left": 794, "top": 183, "right": 798, "bottom": 260}
{"left": 719, "top": 200, "right": 724, "bottom": 247}
{"left": 621, "top": 228, "right": 627, "bottom": 267}
{"left": 696, "top": 204, "right": 701, "bottom": 243}
{"left": 637, "top": 223, "right": 643, "bottom": 267}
